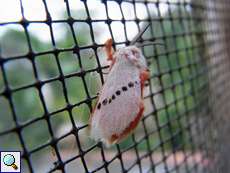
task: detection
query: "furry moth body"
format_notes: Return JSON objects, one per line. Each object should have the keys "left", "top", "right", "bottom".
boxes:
{"left": 89, "top": 38, "right": 150, "bottom": 146}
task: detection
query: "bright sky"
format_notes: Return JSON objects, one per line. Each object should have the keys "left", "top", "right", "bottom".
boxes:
{"left": 0, "top": 0, "right": 190, "bottom": 43}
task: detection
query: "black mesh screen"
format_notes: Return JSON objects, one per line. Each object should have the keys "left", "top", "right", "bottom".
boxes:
{"left": 0, "top": 0, "right": 229, "bottom": 173}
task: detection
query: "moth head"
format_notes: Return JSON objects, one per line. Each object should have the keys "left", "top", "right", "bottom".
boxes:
{"left": 115, "top": 46, "right": 148, "bottom": 71}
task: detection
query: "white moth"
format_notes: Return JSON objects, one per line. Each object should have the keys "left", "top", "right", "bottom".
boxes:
{"left": 89, "top": 25, "right": 152, "bottom": 146}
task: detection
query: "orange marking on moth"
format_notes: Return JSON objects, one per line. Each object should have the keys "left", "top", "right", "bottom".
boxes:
{"left": 104, "top": 38, "right": 117, "bottom": 71}
{"left": 104, "top": 38, "right": 114, "bottom": 61}
{"left": 109, "top": 70, "right": 149, "bottom": 144}
{"left": 140, "top": 69, "right": 150, "bottom": 96}
{"left": 109, "top": 101, "right": 145, "bottom": 144}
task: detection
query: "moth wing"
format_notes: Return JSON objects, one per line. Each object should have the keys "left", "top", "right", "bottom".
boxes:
{"left": 90, "top": 77, "right": 142, "bottom": 145}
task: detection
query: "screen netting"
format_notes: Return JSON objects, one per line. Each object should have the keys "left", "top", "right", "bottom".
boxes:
{"left": 0, "top": 0, "right": 230, "bottom": 173}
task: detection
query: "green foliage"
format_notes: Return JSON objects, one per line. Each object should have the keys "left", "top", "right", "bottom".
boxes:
{"left": 0, "top": 25, "right": 98, "bottom": 150}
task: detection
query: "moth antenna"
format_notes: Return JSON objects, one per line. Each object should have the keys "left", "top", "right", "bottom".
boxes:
{"left": 130, "top": 23, "right": 150, "bottom": 45}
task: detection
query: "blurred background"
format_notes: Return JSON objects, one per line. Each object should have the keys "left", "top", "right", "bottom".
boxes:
{"left": 1, "top": 0, "right": 229, "bottom": 173}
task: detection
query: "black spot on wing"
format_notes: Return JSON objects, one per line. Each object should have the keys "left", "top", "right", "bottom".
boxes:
{"left": 102, "top": 99, "right": 107, "bottom": 105}
{"left": 116, "top": 90, "right": 121, "bottom": 95}
{"left": 122, "top": 86, "right": 127, "bottom": 91}
{"left": 97, "top": 103, "right": 101, "bottom": 110}
{"left": 107, "top": 81, "right": 137, "bottom": 105}
{"left": 128, "top": 82, "right": 134, "bottom": 88}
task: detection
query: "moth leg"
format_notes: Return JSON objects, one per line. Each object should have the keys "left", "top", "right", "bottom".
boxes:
{"left": 108, "top": 101, "right": 145, "bottom": 145}
{"left": 140, "top": 69, "right": 150, "bottom": 96}
{"left": 104, "top": 38, "right": 114, "bottom": 62}
{"left": 140, "top": 69, "right": 150, "bottom": 82}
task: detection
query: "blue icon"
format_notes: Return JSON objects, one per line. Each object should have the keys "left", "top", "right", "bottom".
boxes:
{"left": 3, "top": 154, "right": 18, "bottom": 170}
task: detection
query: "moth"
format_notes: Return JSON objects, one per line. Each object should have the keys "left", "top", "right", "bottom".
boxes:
{"left": 89, "top": 24, "right": 159, "bottom": 146}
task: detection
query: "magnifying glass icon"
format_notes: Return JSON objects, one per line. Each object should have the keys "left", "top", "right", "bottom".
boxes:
{"left": 3, "top": 154, "right": 18, "bottom": 170}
